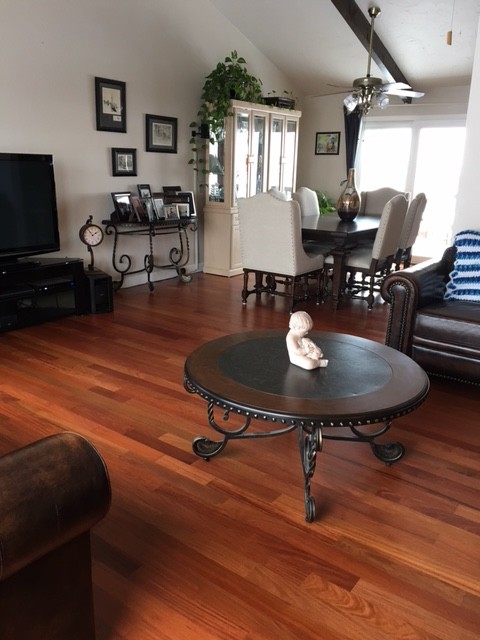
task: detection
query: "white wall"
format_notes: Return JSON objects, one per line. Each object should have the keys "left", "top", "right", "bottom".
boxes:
{"left": 0, "top": 0, "right": 296, "bottom": 285}
{"left": 454, "top": 16, "right": 480, "bottom": 234}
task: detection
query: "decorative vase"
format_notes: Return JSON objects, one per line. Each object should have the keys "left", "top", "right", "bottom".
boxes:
{"left": 337, "top": 168, "right": 361, "bottom": 222}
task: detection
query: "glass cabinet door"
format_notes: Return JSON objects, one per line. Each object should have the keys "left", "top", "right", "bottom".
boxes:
{"left": 250, "top": 114, "right": 266, "bottom": 196}
{"left": 234, "top": 110, "right": 250, "bottom": 201}
{"left": 207, "top": 131, "right": 225, "bottom": 202}
{"left": 283, "top": 119, "right": 298, "bottom": 198}
{"left": 233, "top": 110, "right": 267, "bottom": 203}
{"left": 268, "top": 117, "right": 284, "bottom": 191}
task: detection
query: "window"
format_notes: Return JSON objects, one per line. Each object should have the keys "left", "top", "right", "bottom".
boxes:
{"left": 357, "top": 119, "right": 466, "bottom": 258}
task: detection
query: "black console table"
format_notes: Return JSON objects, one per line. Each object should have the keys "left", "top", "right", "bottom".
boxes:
{"left": 102, "top": 217, "right": 198, "bottom": 291}
{"left": 0, "top": 258, "right": 88, "bottom": 332}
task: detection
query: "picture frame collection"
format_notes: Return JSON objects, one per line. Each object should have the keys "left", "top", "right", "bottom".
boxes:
{"left": 111, "top": 186, "right": 196, "bottom": 224}
{"left": 94, "top": 76, "right": 178, "bottom": 177}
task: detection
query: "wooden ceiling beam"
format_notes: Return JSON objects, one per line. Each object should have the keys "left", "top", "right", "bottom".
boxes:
{"left": 330, "top": 0, "right": 410, "bottom": 86}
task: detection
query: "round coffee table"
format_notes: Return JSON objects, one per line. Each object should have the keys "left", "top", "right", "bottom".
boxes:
{"left": 184, "top": 330, "right": 429, "bottom": 522}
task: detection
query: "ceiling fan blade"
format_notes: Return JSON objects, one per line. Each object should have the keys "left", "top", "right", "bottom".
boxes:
{"left": 382, "top": 81, "right": 412, "bottom": 91}
{"left": 384, "top": 88, "right": 425, "bottom": 98}
{"left": 307, "top": 89, "right": 352, "bottom": 98}
{"left": 327, "top": 82, "right": 353, "bottom": 90}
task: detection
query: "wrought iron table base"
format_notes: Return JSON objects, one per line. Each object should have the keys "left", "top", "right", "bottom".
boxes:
{"left": 191, "top": 400, "right": 405, "bottom": 523}
{"left": 103, "top": 218, "right": 197, "bottom": 290}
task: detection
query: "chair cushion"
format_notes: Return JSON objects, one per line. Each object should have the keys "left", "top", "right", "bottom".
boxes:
{"left": 444, "top": 229, "right": 480, "bottom": 302}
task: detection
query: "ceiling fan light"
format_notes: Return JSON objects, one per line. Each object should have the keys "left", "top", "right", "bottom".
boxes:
{"left": 375, "top": 93, "right": 389, "bottom": 109}
{"left": 344, "top": 94, "right": 358, "bottom": 113}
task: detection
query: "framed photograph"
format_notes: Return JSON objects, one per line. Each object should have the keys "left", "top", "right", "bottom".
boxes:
{"left": 177, "top": 203, "right": 190, "bottom": 218}
{"left": 145, "top": 114, "right": 177, "bottom": 153}
{"left": 111, "top": 192, "right": 134, "bottom": 222}
{"left": 164, "top": 204, "right": 180, "bottom": 220}
{"left": 163, "top": 185, "right": 181, "bottom": 193}
{"left": 177, "top": 191, "right": 196, "bottom": 216}
{"left": 137, "top": 184, "right": 152, "bottom": 198}
{"left": 153, "top": 197, "right": 165, "bottom": 219}
{"left": 130, "top": 195, "right": 147, "bottom": 222}
{"left": 141, "top": 197, "right": 156, "bottom": 222}
{"left": 112, "top": 147, "right": 137, "bottom": 176}
{"left": 95, "top": 77, "right": 126, "bottom": 133}
{"left": 315, "top": 131, "right": 341, "bottom": 155}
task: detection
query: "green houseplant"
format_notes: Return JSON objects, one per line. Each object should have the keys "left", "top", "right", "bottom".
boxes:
{"left": 189, "top": 51, "right": 263, "bottom": 176}
{"left": 315, "top": 190, "right": 337, "bottom": 215}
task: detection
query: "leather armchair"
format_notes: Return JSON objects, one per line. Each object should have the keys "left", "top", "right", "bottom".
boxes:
{"left": 0, "top": 432, "right": 111, "bottom": 640}
{"left": 381, "top": 246, "right": 480, "bottom": 384}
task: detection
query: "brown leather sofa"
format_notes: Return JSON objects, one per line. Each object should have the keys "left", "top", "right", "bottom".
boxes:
{"left": 381, "top": 246, "right": 480, "bottom": 385}
{"left": 0, "top": 432, "right": 111, "bottom": 640}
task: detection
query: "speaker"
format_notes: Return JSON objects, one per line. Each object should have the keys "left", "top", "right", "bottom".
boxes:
{"left": 84, "top": 269, "right": 113, "bottom": 314}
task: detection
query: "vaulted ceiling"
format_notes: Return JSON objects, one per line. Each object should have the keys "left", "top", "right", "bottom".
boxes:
{"left": 209, "top": 0, "right": 480, "bottom": 100}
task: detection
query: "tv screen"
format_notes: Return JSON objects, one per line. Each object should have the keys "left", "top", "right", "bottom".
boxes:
{"left": 0, "top": 152, "right": 60, "bottom": 263}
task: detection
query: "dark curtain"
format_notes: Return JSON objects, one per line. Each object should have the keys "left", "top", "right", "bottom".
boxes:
{"left": 343, "top": 106, "right": 363, "bottom": 175}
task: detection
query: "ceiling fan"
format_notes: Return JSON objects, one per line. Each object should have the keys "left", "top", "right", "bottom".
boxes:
{"left": 335, "top": 6, "right": 425, "bottom": 114}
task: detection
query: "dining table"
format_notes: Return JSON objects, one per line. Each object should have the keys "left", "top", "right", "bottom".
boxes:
{"left": 302, "top": 214, "right": 380, "bottom": 308}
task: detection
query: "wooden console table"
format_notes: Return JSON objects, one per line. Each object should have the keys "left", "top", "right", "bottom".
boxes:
{"left": 102, "top": 217, "right": 197, "bottom": 290}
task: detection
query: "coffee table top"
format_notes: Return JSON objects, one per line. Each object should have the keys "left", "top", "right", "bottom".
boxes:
{"left": 184, "top": 330, "right": 430, "bottom": 426}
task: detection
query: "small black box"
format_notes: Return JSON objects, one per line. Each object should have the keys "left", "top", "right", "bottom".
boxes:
{"left": 84, "top": 269, "right": 113, "bottom": 314}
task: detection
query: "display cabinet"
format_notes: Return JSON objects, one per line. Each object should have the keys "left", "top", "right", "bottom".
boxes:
{"left": 203, "top": 100, "right": 301, "bottom": 276}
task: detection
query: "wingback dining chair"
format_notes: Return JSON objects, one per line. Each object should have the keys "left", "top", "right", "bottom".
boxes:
{"left": 325, "top": 194, "right": 408, "bottom": 309}
{"left": 292, "top": 187, "right": 320, "bottom": 217}
{"left": 292, "top": 187, "right": 332, "bottom": 256}
{"left": 394, "top": 192, "right": 427, "bottom": 269}
{"left": 358, "top": 187, "right": 409, "bottom": 215}
{"left": 237, "top": 192, "right": 325, "bottom": 313}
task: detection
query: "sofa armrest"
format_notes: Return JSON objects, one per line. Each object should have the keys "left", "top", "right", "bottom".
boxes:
{"left": 380, "top": 249, "right": 454, "bottom": 354}
{"left": 0, "top": 432, "right": 111, "bottom": 582}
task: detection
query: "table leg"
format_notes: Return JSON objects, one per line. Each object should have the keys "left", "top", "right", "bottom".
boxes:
{"left": 298, "top": 425, "right": 323, "bottom": 523}
{"left": 329, "top": 247, "right": 348, "bottom": 309}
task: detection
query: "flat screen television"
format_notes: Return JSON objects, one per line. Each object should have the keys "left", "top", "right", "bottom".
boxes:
{"left": 0, "top": 152, "right": 60, "bottom": 264}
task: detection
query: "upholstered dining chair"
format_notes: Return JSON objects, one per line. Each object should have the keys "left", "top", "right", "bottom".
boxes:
{"left": 238, "top": 192, "right": 325, "bottom": 313}
{"left": 394, "top": 192, "right": 427, "bottom": 269}
{"left": 325, "top": 194, "right": 409, "bottom": 309}
{"left": 292, "top": 186, "right": 320, "bottom": 217}
{"left": 358, "top": 187, "right": 409, "bottom": 215}
{"left": 292, "top": 186, "right": 332, "bottom": 256}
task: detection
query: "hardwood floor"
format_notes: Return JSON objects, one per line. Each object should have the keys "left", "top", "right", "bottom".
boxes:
{"left": 1, "top": 272, "right": 479, "bottom": 640}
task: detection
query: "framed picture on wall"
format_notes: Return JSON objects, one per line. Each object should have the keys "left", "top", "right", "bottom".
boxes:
{"left": 315, "top": 131, "right": 341, "bottom": 155}
{"left": 111, "top": 147, "right": 137, "bottom": 176}
{"left": 145, "top": 114, "right": 178, "bottom": 153}
{"left": 95, "top": 77, "right": 126, "bottom": 133}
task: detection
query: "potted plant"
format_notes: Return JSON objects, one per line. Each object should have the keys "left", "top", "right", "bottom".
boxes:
{"left": 189, "top": 51, "right": 263, "bottom": 176}
{"left": 315, "top": 190, "right": 337, "bottom": 215}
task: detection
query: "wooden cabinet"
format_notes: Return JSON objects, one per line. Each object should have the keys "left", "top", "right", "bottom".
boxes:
{"left": 203, "top": 100, "right": 301, "bottom": 276}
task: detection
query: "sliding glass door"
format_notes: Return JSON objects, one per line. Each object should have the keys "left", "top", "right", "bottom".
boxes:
{"left": 357, "top": 119, "right": 466, "bottom": 258}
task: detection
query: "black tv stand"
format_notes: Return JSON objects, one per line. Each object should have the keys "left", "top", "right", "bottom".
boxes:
{"left": 0, "top": 257, "right": 88, "bottom": 332}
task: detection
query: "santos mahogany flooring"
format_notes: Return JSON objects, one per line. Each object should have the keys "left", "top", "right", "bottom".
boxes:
{"left": 0, "top": 272, "right": 479, "bottom": 640}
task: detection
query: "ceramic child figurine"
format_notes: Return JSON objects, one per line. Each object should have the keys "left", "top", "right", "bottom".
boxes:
{"left": 286, "top": 311, "right": 328, "bottom": 370}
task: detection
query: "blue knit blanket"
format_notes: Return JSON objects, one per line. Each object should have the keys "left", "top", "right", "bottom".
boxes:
{"left": 444, "top": 229, "right": 480, "bottom": 302}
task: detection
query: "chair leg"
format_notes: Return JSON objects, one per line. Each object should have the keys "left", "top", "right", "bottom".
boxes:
{"left": 242, "top": 270, "right": 249, "bottom": 304}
